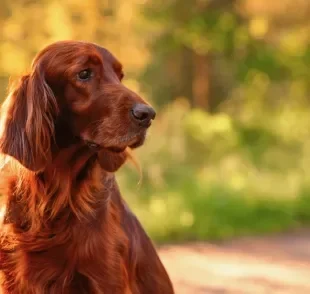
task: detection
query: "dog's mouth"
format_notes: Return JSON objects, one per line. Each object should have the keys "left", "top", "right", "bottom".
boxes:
{"left": 82, "top": 130, "right": 147, "bottom": 153}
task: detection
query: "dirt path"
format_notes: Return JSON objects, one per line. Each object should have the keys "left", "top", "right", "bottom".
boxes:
{"left": 158, "top": 229, "right": 310, "bottom": 293}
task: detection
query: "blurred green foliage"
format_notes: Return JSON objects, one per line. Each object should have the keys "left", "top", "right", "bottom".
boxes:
{"left": 118, "top": 99, "right": 310, "bottom": 242}
{"left": 1, "top": 0, "right": 310, "bottom": 242}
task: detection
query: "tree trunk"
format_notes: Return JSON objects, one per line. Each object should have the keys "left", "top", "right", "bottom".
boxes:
{"left": 192, "top": 52, "right": 210, "bottom": 110}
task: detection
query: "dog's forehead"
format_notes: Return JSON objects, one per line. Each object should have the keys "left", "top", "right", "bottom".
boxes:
{"left": 94, "top": 45, "right": 122, "bottom": 68}
{"left": 35, "top": 41, "right": 122, "bottom": 68}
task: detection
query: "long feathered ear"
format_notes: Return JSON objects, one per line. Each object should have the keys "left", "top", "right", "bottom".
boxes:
{"left": 0, "top": 69, "right": 58, "bottom": 172}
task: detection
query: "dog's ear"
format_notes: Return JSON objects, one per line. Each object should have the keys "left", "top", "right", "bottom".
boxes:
{"left": 98, "top": 149, "right": 128, "bottom": 172}
{"left": 0, "top": 68, "right": 58, "bottom": 172}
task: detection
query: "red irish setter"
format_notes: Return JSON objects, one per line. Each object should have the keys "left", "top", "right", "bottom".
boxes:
{"left": 0, "top": 41, "right": 174, "bottom": 294}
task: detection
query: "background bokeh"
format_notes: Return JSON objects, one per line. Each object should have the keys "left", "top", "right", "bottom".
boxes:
{"left": 1, "top": 0, "right": 310, "bottom": 243}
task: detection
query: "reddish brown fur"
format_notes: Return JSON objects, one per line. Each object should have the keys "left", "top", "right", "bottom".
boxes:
{"left": 0, "top": 41, "right": 174, "bottom": 294}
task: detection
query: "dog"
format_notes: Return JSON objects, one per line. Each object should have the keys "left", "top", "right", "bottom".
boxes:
{"left": 0, "top": 41, "right": 174, "bottom": 294}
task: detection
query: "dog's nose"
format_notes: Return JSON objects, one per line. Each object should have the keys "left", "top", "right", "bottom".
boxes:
{"left": 131, "top": 104, "right": 156, "bottom": 127}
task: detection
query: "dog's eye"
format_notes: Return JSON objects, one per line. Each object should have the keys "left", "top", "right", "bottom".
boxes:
{"left": 78, "top": 69, "right": 92, "bottom": 81}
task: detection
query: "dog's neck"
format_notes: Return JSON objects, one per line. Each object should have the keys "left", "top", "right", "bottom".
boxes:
{"left": 2, "top": 142, "right": 112, "bottom": 250}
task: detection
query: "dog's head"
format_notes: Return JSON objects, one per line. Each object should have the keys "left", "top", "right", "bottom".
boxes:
{"left": 0, "top": 41, "right": 155, "bottom": 172}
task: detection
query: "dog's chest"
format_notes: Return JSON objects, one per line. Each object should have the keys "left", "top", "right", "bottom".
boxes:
{"left": 1, "top": 220, "right": 130, "bottom": 294}
{"left": 67, "top": 221, "right": 130, "bottom": 293}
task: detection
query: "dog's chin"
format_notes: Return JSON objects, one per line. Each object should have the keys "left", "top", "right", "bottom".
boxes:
{"left": 106, "top": 146, "right": 127, "bottom": 153}
{"left": 128, "top": 136, "right": 146, "bottom": 149}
